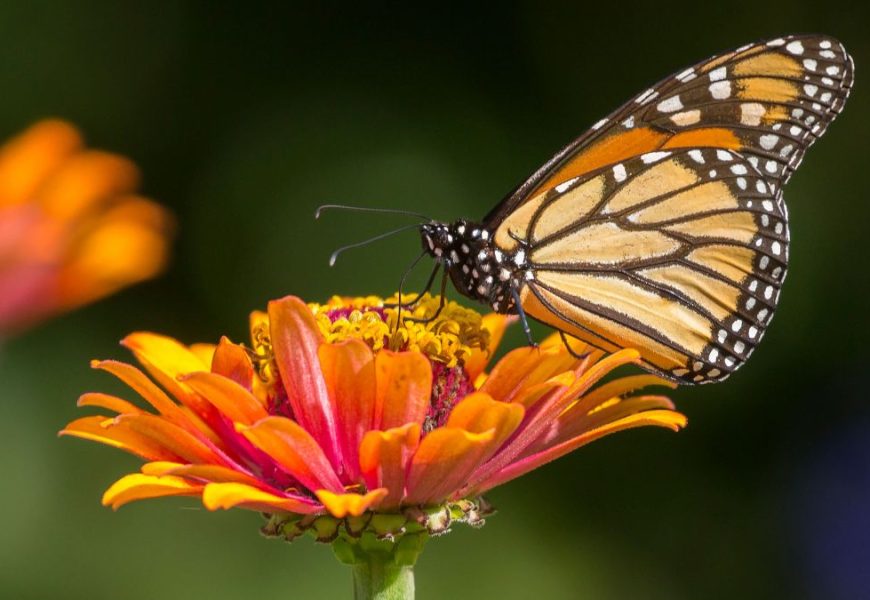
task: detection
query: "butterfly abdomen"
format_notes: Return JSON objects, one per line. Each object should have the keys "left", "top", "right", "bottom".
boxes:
{"left": 421, "top": 220, "right": 528, "bottom": 313}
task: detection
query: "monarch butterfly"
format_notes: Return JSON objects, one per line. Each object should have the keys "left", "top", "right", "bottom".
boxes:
{"left": 322, "top": 35, "right": 854, "bottom": 385}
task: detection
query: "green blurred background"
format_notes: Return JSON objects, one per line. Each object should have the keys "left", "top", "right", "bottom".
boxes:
{"left": 1, "top": 2, "right": 867, "bottom": 598}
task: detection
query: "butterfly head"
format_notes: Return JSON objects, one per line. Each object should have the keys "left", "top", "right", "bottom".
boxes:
{"left": 419, "top": 221, "right": 455, "bottom": 260}
{"left": 421, "top": 220, "right": 517, "bottom": 313}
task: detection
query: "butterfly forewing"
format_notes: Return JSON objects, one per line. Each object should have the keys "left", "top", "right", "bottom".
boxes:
{"left": 486, "top": 35, "right": 853, "bottom": 225}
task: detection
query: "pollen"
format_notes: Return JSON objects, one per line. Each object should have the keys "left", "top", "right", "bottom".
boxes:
{"left": 304, "top": 293, "right": 491, "bottom": 368}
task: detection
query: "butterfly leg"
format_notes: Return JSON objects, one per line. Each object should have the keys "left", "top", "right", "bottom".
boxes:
{"left": 510, "top": 285, "right": 537, "bottom": 348}
{"left": 559, "top": 330, "right": 591, "bottom": 360}
{"left": 386, "top": 261, "right": 440, "bottom": 311}
{"left": 404, "top": 266, "right": 450, "bottom": 324}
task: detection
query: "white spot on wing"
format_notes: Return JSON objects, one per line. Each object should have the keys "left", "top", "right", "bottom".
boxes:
{"left": 676, "top": 67, "right": 696, "bottom": 82}
{"left": 709, "top": 66, "right": 727, "bottom": 81}
{"left": 612, "top": 163, "right": 627, "bottom": 182}
{"left": 671, "top": 110, "right": 701, "bottom": 126}
{"left": 656, "top": 96, "right": 684, "bottom": 113}
{"left": 555, "top": 178, "right": 577, "bottom": 193}
{"left": 759, "top": 134, "right": 779, "bottom": 150}
{"left": 641, "top": 151, "right": 671, "bottom": 164}
{"left": 740, "top": 102, "right": 765, "bottom": 126}
{"left": 636, "top": 88, "right": 658, "bottom": 104}
{"left": 786, "top": 40, "right": 804, "bottom": 55}
{"left": 709, "top": 80, "right": 732, "bottom": 99}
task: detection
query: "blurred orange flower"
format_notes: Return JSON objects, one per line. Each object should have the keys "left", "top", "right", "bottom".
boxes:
{"left": 61, "top": 293, "right": 686, "bottom": 523}
{"left": 0, "top": 119, "right": 172, "bottom": 335}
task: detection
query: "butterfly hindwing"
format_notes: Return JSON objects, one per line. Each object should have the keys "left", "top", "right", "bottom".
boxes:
{"left": 501, "top": 147, "right": 788, "bottom": 384}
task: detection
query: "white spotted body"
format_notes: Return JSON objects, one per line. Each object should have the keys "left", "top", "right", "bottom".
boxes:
{"left": 421, "top": 221, "right": 524, "bottom": 313}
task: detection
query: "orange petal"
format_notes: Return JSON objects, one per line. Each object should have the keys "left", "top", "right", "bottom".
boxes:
{"left": 568, "top": 375, "right": 677, "bottom": 415}
{"left": 554, "top": 395, "right": 680, "bottom": 445}
{"left": 464, "top": 313, "right": 515, "bottom": 380}
{"left": 119, "top": 414, "right": 226, "bottom": 465}
{"left": 512, "top": 372, "right": 576, "bottom": 409}
{"left": 539, "top": 330, "right": 598, "bottom": 357}
{"left": 446, "top": 391, "right": 525, "bottom": 449}
{"left": 189, "top": 343, "right": 217, "bottom": 368}
{"left": 476, "top": 410, "right": 687, "bottom": 494}
{"left": 38, "top": 150, "right": 139, "bottom": 221}
{"left": 91, "top": 359, "right": 181, "bottom": 418}
{"left": 141, "top": 461, "right": 265, "bottom": 488}
{"left": 564, "top": 348, "right": 642, "bottom": 398}
{"left": 315, "top": 488, "right": 388, "bottom": 518}
{"left": 210, "top": 337, "right": 256, "bottom": 391}
{"left": 139, "top": 460, "right": 184, "bottom": 474}
{"left": 405, "top": 428, "right": 496, "bottom": 505}
{"left": 77, "top": 392, "right": 142, "bottom": 415}
{"left": 475, "top": 351, "right": 640, "bottom": 472}
{"left": 60, "top": 415, "right": 181, "bottom": 461}
{"left": 101, "top": 473, "right": 202, "bottom": 510}
{"left": 319, "top": 338, "right": 376, "bottom": 481}
{"left": 359, "top": 423, "right": 421, "bottom": 509}
{"left": 180, "top": 371, "right": 268, "bottom": 426}
{"left": 461, "top": 383, "right": 573, "bottom": 493}
{"left": 268, "top": 296, "right": 341, "bottom": 468}
{"left": 201, "top": 482, "right": 320, "bottom": 514}
{"left": 480, "top": 345, "right": 576, "bottom": 404}
{"left": 121, "top": 332, "right": 210, "bottom": 406}
{"left": 374, "top": 350, "right": 432, "bottom": 431}
{"left": 0, "top": 119, "right": 82, "bottom": 208}
{"left": 238, "top": 416, "right": 344, "bottom": 493}
{"left": 90, "top": 358, "right": 214, "bottom": 442}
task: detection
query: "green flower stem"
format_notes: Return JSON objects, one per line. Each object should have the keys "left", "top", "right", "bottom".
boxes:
{"left": 352, "top": 557, "right": 414, "bottom": 600}
{"left": 330, "top": 523, "right": 428, "bottom": 600}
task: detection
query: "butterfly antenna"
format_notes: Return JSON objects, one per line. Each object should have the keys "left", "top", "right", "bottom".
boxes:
{"left": 327, "top": 222, "right": 424, "bottom": 266}
{"left": 315, "top": 204, "right": 431, "bottom": 222}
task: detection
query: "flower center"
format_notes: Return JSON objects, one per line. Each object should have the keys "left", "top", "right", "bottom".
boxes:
{"left": 250, "top": 294, "right": 489, "bottom": 423}
{"left": 309, "top": 293, "right": 490, "bottom": 368}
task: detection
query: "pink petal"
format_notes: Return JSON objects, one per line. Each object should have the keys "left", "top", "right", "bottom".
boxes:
{"left": 318, "top": 338, "right": 376, "bottom": 482}
{"left": 268, "top": 296, "right": 342, "bottom": 470}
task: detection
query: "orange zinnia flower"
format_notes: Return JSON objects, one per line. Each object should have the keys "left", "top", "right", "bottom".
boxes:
{"left": 0, "top": 119, "right": 171, "bottom": 335}
{"left": 62, "top": 294, "right": 686, "bottom": 526}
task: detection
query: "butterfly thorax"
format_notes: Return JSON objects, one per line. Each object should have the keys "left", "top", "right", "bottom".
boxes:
{"left": 420, "top": 220, "right": 525, "bottom": 314}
